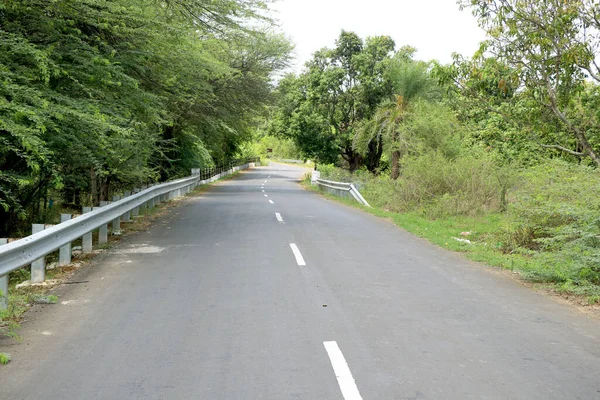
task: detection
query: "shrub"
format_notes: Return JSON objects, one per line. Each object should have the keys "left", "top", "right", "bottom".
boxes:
{"left": 499, "top": 160, "right": 600, "bottom": 285}
{"left": 353, "top": 150, "right": 511, "bottom": 217}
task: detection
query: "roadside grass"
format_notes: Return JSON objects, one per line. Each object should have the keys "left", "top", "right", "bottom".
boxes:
{"left": 0, "top": 169, "right": 245, "bottom": 359}
{"left": 303, "top": 177, "right": 600, "bottom": 307}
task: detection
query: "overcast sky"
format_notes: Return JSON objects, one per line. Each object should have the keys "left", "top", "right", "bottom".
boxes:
{"left": 270, "top": 0, "right": 487, "bottom": 73}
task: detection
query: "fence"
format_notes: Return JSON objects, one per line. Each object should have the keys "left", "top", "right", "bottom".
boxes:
{"left": 0, "top": 161, "right": 256, "bottom": 309}
{"left": 311, "top": 172, "right": 371, "bottom": 208}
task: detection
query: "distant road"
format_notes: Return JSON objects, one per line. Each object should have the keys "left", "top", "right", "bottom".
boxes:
{"left": 1, "top": 162, "right": 599, "bottom": 399}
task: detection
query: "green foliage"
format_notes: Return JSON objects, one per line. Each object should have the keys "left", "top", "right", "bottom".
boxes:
{"left": 258, "top": 136, "right": 302, "bottom": 160}
{"left": 321, "top": 149, "right": 513, "bottom": 218}
{"left": 461, "top": 0, "right": 600, "bottom": 166}
{"left": 291, "top": 10, "right": 600, "bottom": 300}
{"left": 268, "top": 31, "right": 396, "bottom": 170}
{"left": 0, "top": 353, "right": 11, "bottom": 365}
{"left": 498, "top": 160, "right": 600, "bottom": 285}
{"left": 0, "top": 0, "right": 291, "bottom": 236}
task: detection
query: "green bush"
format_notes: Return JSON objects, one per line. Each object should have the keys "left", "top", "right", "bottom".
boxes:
{"left": 499, "top": 160, "right": 600, "bottom": 285}
{"left": 352, "top": 151, "right": 510, "bottom": 217}
{"left": 319, "top": 150, "right": 513, "bottom": 218}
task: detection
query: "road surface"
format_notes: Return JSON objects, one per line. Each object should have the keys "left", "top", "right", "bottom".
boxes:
{"left": 1, "top": 162, "right": 599, "bottom": 399}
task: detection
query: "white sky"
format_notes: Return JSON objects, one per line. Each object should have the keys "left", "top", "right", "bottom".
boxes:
{"left": 270, "top": 0, "right": 487, "bottom": 73}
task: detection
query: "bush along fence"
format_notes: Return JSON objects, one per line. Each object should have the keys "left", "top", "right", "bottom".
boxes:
{"left": 311, "top": 171, "right": 371, "bottom": 207}
{"left": 0, "top": 160, "right": 257, "bottom": 309}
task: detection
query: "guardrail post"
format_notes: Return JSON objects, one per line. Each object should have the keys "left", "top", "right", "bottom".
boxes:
{"left": 122, "top": 191, "right": 132, "bottom": 222}
{"left": 132, "top": 189, "right": 140, "bottom": 216}
{"left": 139, "top": 188, "right": 148, "bottom": 211}
{"left": 58, "top": 214, "right": 72, "bottom": 265}
{"left": 31, "top": 224, "right": 46, "bottom": 283}
{"left": 97, "top": 202, "right": 109, "bottom": 244}
{"left": 82, "top": 207, "right": 93, "bottom": 253}
{"left": 0, "top": 239, "right": 8, "bottom": 310}
{"left": 112, "top": 196, "right": 121, "bottom": 232}
{"left": 311, "top": 171, "right": 320, "bottom": 185}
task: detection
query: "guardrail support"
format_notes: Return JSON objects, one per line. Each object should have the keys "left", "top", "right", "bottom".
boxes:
{"left": 122, "top": 191, "right": 132, "bottom": 222}
{"left": 138, "top": 189, "right": 147, "bottom": 211}
{"left": 59, "top": 214, "right": 72, "bottom": 265}
{"left": 97, "top": 202, "right": 109, "bottom": 244}
{"left": 82, "top": 207, "right": 93, "bottom": 253}
{"left": 111, "top": 196, "right": 121, "bottom": 233}
{"left": 0, "top": 239, "right": 7, "bottom": 310}
{"left": 132, "top": 189, "right": 140, "bottom": 216}
{"left": 31, "top": 224, "right": 46, "bottom": 283}
{"left": 315, "top": 178, "right": 371, "bottom": 207}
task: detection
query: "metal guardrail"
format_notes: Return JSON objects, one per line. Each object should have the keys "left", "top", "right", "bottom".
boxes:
{"left": 0, "top": 162, "right": 254, "bottom": 309}
{"left": 314, "top": 176, "right": 371, "bottom": 208}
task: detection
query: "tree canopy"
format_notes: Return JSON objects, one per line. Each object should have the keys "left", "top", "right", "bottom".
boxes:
{"left": 268, "top": 31, "right": 396, "bottom": 171}
{"left": 0, "top": 0, "right": 291, "bottom": 236}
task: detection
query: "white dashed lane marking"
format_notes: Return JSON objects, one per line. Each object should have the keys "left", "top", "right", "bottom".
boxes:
{"left": 289, "top": 243, "right": 306, "bottom": 266}
{"left": 323, "top": 341, "right": 363, "bottom": 400}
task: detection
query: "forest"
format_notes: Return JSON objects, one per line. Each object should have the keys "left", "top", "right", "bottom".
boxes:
{"left": 267, "top": 0, "right": 600, "bottom": 298}
{"left": 0, "top": 0, "right": 291, "bottom": 236}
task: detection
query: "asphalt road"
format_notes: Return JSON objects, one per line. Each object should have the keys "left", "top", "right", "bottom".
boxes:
{"left": 1, "top": 162, "right": 599, "bottom": 400}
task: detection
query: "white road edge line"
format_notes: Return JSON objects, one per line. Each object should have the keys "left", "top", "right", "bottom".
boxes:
{"left": 289, "top": 243, "right": 306, "bottom": 266}
{"left": 323, "top": 341, "right": 363, "bottom": 400}
{"left": 269, "top": 200, "right": 274, "bottom": 204}
{"left": 275, "top": 213, "right": 284, "bottom": 222}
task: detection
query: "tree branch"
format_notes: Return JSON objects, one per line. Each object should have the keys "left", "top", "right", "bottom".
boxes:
{"left": 540, "top": 144, "right": 584, "bottom": 156}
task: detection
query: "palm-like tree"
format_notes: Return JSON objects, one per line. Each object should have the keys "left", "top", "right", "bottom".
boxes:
{"left": 355, "top": 56, "right": 437, "bottom": 179}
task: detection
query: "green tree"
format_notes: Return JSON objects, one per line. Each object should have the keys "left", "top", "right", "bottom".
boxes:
{"left": 0, "top": 0, "right": 291, "bottom": 236}
{"left": 355, "top": 50, "right": 440, "bottom": 178}
{"left": 461, "top": 0, "right": 600, "bottom": 166}
{"left": 270, "top": 31, "right": 395, "bottom": 171}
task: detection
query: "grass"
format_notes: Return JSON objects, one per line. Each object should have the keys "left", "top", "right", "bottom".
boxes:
{"left": 303, "top": 179, "right": 600, "bottom": 306}
{"left": 0, "top": 353, "right": 10, "bottom": 364}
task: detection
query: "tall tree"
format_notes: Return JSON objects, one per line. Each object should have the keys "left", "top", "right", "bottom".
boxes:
{"left": 355, "top": 49, "right": 439, "bottom": 178}
{"left": 461, "top": 0, "right": 600, "bottom": 166}
{"left": 0, "top": 0, "right": 291, "bottom": 236}
{"left": 269, "top": 31, "right": 395, "bottom": 171}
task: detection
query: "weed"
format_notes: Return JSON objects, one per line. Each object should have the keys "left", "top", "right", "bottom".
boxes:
{"left": 0, "top": 353, "right": 11, "bottom": 365}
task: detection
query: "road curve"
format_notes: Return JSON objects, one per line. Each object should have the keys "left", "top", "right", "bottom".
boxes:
{"left": 1, "top": 162, "right": 599, "bottom": 399}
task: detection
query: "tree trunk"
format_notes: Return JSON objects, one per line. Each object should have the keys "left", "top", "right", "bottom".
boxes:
{"left": 348, "top": 152, "right": 362, "bottom": 172}
{"left": 547, "top": 85, "right": 600, "bottom": 167}
{"left": 342, "top": 147, "right": 362, "bottom": 172}
{"left": 365, "top": 137, "right": 384, "bottom": 173}
{"left": 391, "top": 131, "right": 401, "bottom": 180}
{"left": 391, "top": 149, "right": 401, "bottom": 180}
